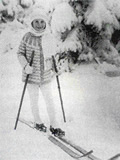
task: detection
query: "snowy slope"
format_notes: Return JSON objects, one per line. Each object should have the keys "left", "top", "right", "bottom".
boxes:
{"left": 0, "top": 49, "right": 74, "bottom": 160}
{"left": 0, "top": 47, "right": 120, "bottom": 160}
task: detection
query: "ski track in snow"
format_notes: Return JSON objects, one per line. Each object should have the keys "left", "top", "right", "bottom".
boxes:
{"left": 0, "top": 49, "right": 120, "bottom": 160}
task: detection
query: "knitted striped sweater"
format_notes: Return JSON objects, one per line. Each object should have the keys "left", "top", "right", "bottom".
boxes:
{"left": 17, "top": 32, "right": 53, "bottom": 85}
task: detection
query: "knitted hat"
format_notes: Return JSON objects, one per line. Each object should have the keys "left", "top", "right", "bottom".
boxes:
{"left": 30, "top": 8, "right": 49, "bottom": 25}
{"left": 28, "top": 7, "right": 50, "bottom": 36}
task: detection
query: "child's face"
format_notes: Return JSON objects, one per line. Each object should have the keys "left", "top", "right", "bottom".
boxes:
{"left": 32, "top": 19, "right": 46, "bottom": 32}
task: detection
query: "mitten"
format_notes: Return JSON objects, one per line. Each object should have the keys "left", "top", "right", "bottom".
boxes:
{"left": 24, "top": 63, "right": 33, "bottom": 74}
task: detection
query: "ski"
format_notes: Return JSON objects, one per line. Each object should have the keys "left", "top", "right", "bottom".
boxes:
{"left": 19, "top": 118, "right": 95, "bottom": 159}
{"left": 19, "top": 118, "right": 82, "bottom": 159}
{"left": 58, "top": 136, "right": 100, "bottom": 160}
{"left": 19, "top": 118, "right": 35, "bottom": 129}
{"left": 58, "top": 138, "right": 120, "bottom": 160}
{"left": 108, "top": 154, "right": 120, "bottom": 160}
{"left": 48, "top": 135, "right": 82, "bottom": 159}
{"left": 18, "top": 119, "right": 120, "bottom": 160}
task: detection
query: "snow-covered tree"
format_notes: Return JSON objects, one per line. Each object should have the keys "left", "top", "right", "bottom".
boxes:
{"left": 79, "top": 0, "right": 120, "bottom": 64}
{"left": 1, "top": 0, "right": 120, "bottom": 69}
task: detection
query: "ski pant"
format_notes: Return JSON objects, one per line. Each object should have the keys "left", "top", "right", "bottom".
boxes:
{"left": 27, "top": 82, "right": 57, "bottom": 127}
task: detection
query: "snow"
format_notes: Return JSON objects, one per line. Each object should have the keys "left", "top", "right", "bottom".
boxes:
{"left": 36, "top": 0, "right": 70, "bottom": 12}
{"left": 1, "top": 44, "right": 120, "bottom": 160}
{"left": 85, "top": 0, "right": 119, "bottom": 30}
{"left": 57, "top": 28, "right": 82, "bottom": 53}
{"left": 50, "top": 2, "right": 80, "bottom": 53}
{"left": 0, "top": 17, "right": 120, "bottom": 160}
{"left": 51, "top": 2, "right": 77, "bottom": 34}
{"left": 0, "top": 20, "right": 27, "bottom": 54}
{"left": 0, "top": 1, "right": 6, "bottom": 12}
{"left": 106, "top": 0, "right": 120, "bottom": 19}
{"left": 20, "top": 0, "right": 33, "bottom": 8}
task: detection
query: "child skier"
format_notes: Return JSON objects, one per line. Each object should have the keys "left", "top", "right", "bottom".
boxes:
{"left": 17, "top": 9, "right": 65, "bottom": 137}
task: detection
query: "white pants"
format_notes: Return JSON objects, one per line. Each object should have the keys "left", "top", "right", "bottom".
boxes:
{"left": 27, "top": 83, "right": 57, "bottom": 127}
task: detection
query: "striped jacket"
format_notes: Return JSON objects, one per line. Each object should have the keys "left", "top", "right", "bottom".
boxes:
{"left": 17, "top": 32, "right": 53, "bottom": 85}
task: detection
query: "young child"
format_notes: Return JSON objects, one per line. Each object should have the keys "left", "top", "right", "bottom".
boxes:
{"left": 17, "top": 9, "right": 65, "bottom": 137}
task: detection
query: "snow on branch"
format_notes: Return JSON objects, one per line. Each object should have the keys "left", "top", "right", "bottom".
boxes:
{"left": 34, "top": 0, "right": 69, "bottom": 12}
{"left": 51, "top": 2, "right": 78, "bottom": 34}
{"left": 85, "top": 0, "right": 119, "bottom": 30}
{"left": 50, "top": 2, "right": 81, "bottom": 53}
{"left": 57, "top": 28, "right": 82, "bottom": 53}
{"left": 106, "top": 0, "right": 120, "bottom": 19}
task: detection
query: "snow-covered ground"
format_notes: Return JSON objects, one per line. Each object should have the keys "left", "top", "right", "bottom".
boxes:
{"left": 0, "top": 28, "right": 120, "bottom": 160}
{"left": 0, "top": 47, "right": 120, "bottom": 160}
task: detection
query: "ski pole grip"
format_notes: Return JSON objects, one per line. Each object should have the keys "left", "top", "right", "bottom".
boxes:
{"left": 52, "top": 55, "right": 58, "bottom": 73}
{"left": 29, "top": 51, "right": 34, "bottom": 66}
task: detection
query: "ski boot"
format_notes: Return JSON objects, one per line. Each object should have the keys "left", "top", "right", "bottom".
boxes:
{"left": 35, "top": 123, "right": 47, "bottom": 132}
{"left": 50, "top": 126, "right": 65, "bottom": 137}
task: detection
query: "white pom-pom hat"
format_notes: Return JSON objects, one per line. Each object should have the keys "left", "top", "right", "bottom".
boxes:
{"left": 30, "top": 8, "right": 49, "bottom": 24}
{"left": 28, "top": 7, "right": 50, "bottom": 36}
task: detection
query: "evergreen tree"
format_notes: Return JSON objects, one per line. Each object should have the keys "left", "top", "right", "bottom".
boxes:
{"left": 1, "top": 0, "right": 120, "bottom": 69}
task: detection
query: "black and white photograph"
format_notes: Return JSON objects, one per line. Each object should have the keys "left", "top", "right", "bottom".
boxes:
{"left": 0, "top": 0, "right": 120, "bottom": 160}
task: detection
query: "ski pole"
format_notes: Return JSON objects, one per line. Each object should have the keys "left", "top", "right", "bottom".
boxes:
{"left": 52, "top": 55, "right": 66, "bottom": 123}
{"left": 14, "top": 51, "right": 34, "bottom": 130}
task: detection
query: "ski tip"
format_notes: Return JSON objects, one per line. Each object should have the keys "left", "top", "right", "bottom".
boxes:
{"left": 108, "top": 154, "right": 120, "bottom": 160}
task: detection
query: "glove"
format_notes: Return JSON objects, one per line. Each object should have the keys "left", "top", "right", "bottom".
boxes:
{"left": 24, "top": 63, "right": 33, "bottom": 74}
